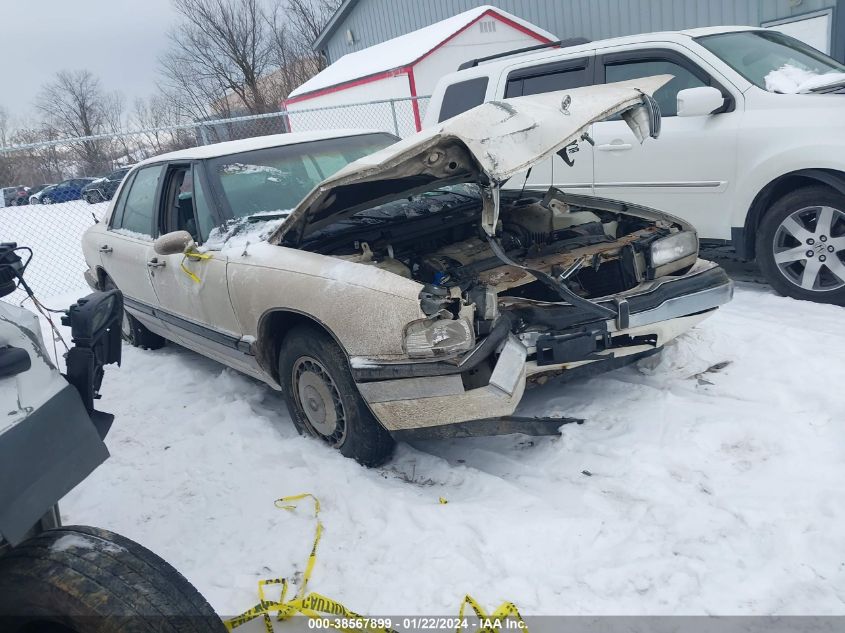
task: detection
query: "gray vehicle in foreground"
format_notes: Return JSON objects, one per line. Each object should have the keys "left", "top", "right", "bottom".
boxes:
{"left": 0, "top": 243, "right": 223, "bottom": 632}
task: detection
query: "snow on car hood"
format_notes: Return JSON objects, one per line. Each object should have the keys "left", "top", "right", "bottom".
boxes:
{"left": 269, "top": 75, "right": 671, "bottom": 245}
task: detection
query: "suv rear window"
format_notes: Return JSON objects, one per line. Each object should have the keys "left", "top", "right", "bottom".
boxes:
{"left": 438, "top": 77, "right": 489, "bottom": 122}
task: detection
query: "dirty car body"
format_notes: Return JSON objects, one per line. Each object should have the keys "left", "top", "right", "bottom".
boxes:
{"left": 82, "top": 77, "right": 733, "bottom": 463}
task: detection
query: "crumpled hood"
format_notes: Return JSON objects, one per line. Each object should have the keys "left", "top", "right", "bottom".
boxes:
{"left": 270, "top": 75, "right": 671, "bottom": 245}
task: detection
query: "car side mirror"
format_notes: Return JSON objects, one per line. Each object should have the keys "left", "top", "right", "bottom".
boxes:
{"left": 677, "top": 86, "right": 724, "bottom": 117}
{"left": 154, "top": 230, "right": 195, "bottom": 256}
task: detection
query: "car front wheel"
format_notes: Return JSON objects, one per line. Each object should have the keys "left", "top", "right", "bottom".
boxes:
{"left": 41, "top": 196, "right": 52, "bottom": 205}
{"left": 278, "top": 325, "right": 394, "bottom": 466}
{"left": 757, "top": 185, "right": 845, "bottom": 305}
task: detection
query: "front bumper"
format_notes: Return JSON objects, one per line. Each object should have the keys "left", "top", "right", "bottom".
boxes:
{"left": 355, "top": 259, "right": 733, "bottom": 434}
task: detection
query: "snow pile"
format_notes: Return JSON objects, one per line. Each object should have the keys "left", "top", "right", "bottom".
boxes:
{"left": 52, "top": 283, "right": 845, "bottom": 616}
{"left": 764, "top": 63, "right": 845, "bottom": 93}
{"left": 204, "top": 212, "right": 291, "bottom": 254}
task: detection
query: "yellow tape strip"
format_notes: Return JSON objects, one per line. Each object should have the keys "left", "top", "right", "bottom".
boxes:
{"left": 224, "top": 494, "right": 528, "bottom": 633}
{"left": 180, "top": 250, "right": 213, "bottom": 283}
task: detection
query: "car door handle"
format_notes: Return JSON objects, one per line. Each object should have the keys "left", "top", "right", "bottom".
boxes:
{"left": 596, "top": 142, "right": 633, "bottom": 151}
{"left": 147, "top": 258, "right": 166, "bottom": 269}
{"left": 99, "top": 245, "right": 113, "bottom": 254}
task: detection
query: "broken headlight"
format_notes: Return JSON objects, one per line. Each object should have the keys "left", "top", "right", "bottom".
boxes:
{"left": 403, "top": 317, "right": 475, "bottom": 358}
{"left": 650, "top": 230, "right": 698, "bottom": 269}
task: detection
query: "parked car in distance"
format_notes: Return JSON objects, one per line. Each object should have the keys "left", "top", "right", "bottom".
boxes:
{"left": 1, "top": 186, "right": 28, "bottom": 207}
{"left": 28, "top": 185, "right": 53, "bottom": 205}
{"left": 36, "top": 178, "right": 96, "bottom": 205}
{"left": 82, "top": 79, "right": 733, "bottom": 466}
{"left": 82, "top": 168, "right": 132, "bottom": 204}
{"left": 425, "top": 26, "right": 845, "bottom": 305}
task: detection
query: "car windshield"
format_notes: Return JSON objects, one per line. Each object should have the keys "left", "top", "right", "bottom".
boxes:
{"left": 206, "top": 133, "right": 398, "bottom": 220}
{"left": 696, "top": 30, "right": 845, "bottom": 93}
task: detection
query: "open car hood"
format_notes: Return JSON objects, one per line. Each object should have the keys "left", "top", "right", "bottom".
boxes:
{"left": 269, "top": 75, "right": 671, "bottom": 245}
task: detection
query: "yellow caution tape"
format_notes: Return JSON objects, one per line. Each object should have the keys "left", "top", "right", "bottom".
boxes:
{"left": 225, "top": 493, "right": 529, "bottom": 633}
{"left": 180, "top": 250, "right": 213, "bottom": 283}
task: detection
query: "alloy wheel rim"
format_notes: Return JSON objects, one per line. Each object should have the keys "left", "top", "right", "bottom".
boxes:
{"left": 292, "top": 356, "right": 347, "bottom": 445}
{"left": 773, "top": 205, "right": 845, "bottom": 292}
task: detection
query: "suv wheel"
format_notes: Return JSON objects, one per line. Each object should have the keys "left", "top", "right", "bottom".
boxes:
{"left": 757, "top": 185, "right": 845, "bottom": 305}
{"left": 278, "top": 325, "right": 394, "bottom": 466}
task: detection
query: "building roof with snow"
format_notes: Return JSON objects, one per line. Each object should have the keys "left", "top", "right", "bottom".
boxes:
{"left": 288, "top": 5, "right": 554, "bottom": 100}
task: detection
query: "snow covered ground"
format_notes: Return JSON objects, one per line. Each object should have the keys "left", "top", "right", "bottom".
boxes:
{"left": 38, "top": 281, "right": 845, "bottom": 618}
{"left": 0, "top": 200, "right": 108, "bottom": 301}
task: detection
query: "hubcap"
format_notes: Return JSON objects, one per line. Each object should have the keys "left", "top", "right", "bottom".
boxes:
{"left": 773, "top": 205, "right": 845, "bottom": 292}
{"left": 292, "top": 356, "right": 347, "bottom": 445}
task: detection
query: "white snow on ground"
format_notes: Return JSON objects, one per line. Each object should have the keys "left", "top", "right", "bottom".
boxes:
{"left": 41, "top": 282, "right": 845, "bottom": 617}
{"left": 0, "top": 200, "right": 108, "bottom": 301}
{"left": 764, "top": 63, "right": 845, "bottom": 93}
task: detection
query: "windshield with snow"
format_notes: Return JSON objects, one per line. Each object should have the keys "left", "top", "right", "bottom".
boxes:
{"left": 696, "top": 30, "right": 845, "bottom": 93}
{"left": 206, "top": 133, "right": 398, "bottom": 221}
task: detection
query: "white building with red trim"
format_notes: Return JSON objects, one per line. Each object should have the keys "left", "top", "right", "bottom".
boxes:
{"left": 284, "top": 5, "right": 553, "bottom": 136}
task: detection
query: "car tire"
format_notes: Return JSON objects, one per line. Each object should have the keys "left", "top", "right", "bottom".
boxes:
{"left": 278, "top": 325, "right": 395, "bottom": 466}
{"left": 103, "top": 278, "right": 166, "bottom": 349}
{"left": 0, "top": 525, "right": 226, "bottom": 633}
{"left": 757, "top": 185, "right": 845, "bottom": 305}
{"left": 41, "top": 196, "right": 52, "bottom": 205}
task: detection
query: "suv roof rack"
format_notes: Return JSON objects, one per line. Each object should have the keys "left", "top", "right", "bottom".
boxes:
{"left": 457, "top": 37, "right": 591, "bottom": 71}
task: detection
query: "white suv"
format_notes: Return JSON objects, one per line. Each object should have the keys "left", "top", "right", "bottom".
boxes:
{"left": 424, "top": 26, "right": 845, "bottom": 304}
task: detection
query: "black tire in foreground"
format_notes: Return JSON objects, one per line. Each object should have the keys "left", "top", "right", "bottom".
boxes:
{"left": 757, "top": 185, "right": 845, "bottom": 306}
{"left": 103, "top": 278, "right": 166, "bottom": 350}
{"left": 278, "top": 325, "right": 395, "bottom": 466}
{"left": 0, "top": 526, "right": 226, "bottom": 633}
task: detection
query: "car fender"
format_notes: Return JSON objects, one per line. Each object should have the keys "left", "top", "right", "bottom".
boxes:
{"left": 731, "top": 144, "right": 845, "bottom": 231}
{"left": 225, "top": 243, "right": 425, "bottom": 363}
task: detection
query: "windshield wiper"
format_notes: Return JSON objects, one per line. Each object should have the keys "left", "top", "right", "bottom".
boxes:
{"left": 243, "top": 210, "right": 292, "bottom": 222}
{"left": 808, "top": 78, "right": 845, "bottom": 92}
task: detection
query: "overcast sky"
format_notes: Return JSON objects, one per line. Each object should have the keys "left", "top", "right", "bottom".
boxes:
{"left": 0, "top": 0, "right": 177, "bottom": 123}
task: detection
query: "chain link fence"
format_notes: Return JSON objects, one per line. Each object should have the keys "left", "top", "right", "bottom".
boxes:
{"left": 0, "top": 96, "right": 429, "bottom": 304}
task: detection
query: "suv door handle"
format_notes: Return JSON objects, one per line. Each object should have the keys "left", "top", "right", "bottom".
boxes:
{"left": 147, "top": 258, "right": 166, "bottom": 269}
{"left": 596, "top": 142, "right": 633, "bottom": 152}
{"left": 99, "top": 245, "right": 113, "bottom": 254}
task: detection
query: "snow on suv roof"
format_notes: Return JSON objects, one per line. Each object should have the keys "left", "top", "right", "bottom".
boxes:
{"left": 137, "top": 128, "right": 387, "bottom": 164}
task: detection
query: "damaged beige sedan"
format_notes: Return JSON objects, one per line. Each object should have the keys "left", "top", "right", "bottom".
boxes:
{"left": 82, "top": 76, "right": 733, "bottom": 465}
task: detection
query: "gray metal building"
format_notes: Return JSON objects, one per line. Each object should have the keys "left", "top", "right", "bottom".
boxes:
{"left": 315, "top": 0, "right": 845, "bottom": 65}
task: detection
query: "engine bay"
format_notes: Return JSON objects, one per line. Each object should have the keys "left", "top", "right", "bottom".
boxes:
{"left": 301, "top": 185, "right": 680, "bottom": 301}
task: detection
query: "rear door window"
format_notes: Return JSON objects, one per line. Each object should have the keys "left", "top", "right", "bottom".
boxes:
{"left": 110, "top": 165, "right": 163, "bottom": 237}
{"left": 505, "top": 57, "right": 593, "bottom": 98}
{"left": 438, "top": 77, "right": 489, "bottom": 122}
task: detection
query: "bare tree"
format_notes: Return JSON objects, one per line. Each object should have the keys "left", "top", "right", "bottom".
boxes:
{"left": 160, "top": 0, "right": 277, "bottom": 120}
{"left": 35, "top": 70, "right": 112, "bottom": 174}
{"left": 159, "top": 0, "right": 340, "bottom": 122}
{"left": 132, "top": 95, "right": 195, "bottom": 156}
{"left": 0, "top": 106, "right": 10, "bottom": 148}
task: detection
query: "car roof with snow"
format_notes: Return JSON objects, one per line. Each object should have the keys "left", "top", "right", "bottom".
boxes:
{"left": 136, "top": 128, "right": 389, "bottom": 165}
